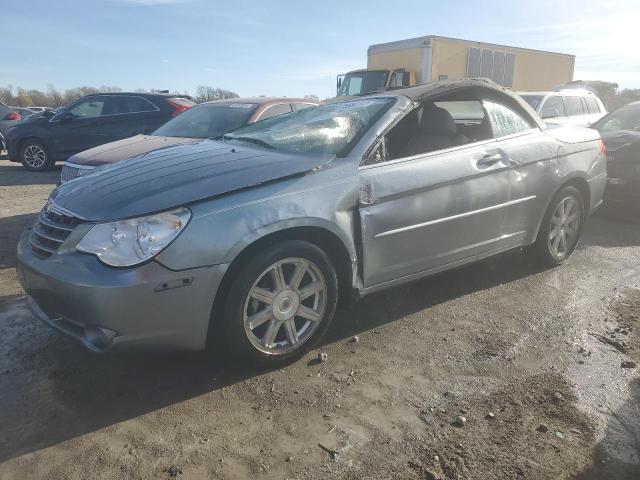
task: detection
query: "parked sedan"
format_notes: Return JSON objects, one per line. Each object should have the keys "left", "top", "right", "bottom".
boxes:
{"left": 17, "top": 79, "right": 606, "bottom": 367}
{"left": 591, "top": 101, "right": 640, "bottom": 203}
{"left": 5, "top": 92, "right": 194, "bottom": 171}
{"left": 60, "top": 97, "right": 318, "bottom": 183}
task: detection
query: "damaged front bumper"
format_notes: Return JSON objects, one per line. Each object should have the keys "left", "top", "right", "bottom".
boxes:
{"left": 17, "top": 231, "right": 228, "bottom": 352}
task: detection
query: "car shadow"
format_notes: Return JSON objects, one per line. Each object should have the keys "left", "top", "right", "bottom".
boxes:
{"left": 0, "top": 213, "right": 37, "bottom": 270}
{"left": 1, "top": 219, "right": 639, "bottom": 463}
{"left": 575, "top": 377, "right": 640, "bottom": 479}
{"left": 0, "top": 247, "right": 552, "bottom": 463}
{"left": 579, "top": 214, "right": 640, "bottom": 249}
{"left": 596, "top": 200, "right": 640, "bottom": 226}
{"left": 0, "top": 164, "right": 61, "bottom": 186}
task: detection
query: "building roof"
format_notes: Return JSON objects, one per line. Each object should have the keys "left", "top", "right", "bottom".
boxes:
{"left": 368, "top": 35, "right": 574, "bottom": 58}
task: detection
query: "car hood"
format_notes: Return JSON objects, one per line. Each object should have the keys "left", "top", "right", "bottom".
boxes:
{"left": 67, "top": 134, "right": 199, "bottom": 166}
{"left": 51, "top": 139, "right": 334, "bottom": 221}
{"left": 21, "top": 111, "right": 48, "bottom": 123}
{"left": 599, "top": 130, "right": 640, "bottom": 152}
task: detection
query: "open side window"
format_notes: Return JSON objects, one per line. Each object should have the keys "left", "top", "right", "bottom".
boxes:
{"left": 365, "top": 89, "right": 494, "bottom": 165}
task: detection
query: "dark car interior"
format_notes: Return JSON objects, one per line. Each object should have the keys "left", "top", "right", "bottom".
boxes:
{"left": 381, "top": 90, "right": 494, "bottom": 161}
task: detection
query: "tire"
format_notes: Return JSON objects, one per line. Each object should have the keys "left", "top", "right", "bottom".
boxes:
{"left": 20, "top": 139, "right": 52, "bottom": 171}
{"left": 533, "top": 186, "right": 585, "bottom": 266}
{"left": 221, "top": 240, "right": 338, "bottom": 368}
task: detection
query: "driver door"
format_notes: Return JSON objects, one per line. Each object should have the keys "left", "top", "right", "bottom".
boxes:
{"left": 358, "top": 137, "right": 511, "bottom": 288}
{"left": 51, "top": 95, "right": 111, "bottom": 157}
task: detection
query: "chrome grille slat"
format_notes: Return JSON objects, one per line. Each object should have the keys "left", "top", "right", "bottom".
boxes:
{"left": 29, "top": 233, "right": 58, "bottom": 254}
{"left": 29, "top": 203, "right": 82, "bottom": 258}
{"left": 38, "top": 215, "right": 75, "bottom": 231}
{"left": 33, "top": 224, "right": 66, "bottom": 243}
{"left": 61, "top": 164, "right": 80, "bottom": 183}
{"left": 60, "top": 163, "right": 96, "bottom": 184}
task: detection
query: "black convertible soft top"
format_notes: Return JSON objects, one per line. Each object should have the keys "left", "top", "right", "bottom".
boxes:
{"left": 346, "top": 78, "right": 545, "bottom": 129}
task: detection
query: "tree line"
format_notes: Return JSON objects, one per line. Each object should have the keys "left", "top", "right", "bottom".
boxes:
{"left": 0, "top": 84, "right": 242, "bottom": 108}
{"left": 2, "top": 80, "right": 637, "bottom": 112}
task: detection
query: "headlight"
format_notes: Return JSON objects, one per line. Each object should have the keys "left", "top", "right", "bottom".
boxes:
{"left": 77, "top": 207, "right": 191, "bottom": 267}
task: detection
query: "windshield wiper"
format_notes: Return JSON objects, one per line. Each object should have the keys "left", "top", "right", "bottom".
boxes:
{"left": 223, "top": 135, "right": 275, "bottom": 150}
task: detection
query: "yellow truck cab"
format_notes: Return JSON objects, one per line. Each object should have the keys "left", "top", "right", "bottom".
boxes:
{"left": 336, "top": 68, "right": 416, "bottom": 97}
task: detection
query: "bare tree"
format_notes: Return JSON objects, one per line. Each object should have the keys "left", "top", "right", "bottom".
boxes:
{"left": 194, "top": 85, "right": 239, "bottom": 103}
{"left": 0, "top": 84, "right": 239, "bottom": 107}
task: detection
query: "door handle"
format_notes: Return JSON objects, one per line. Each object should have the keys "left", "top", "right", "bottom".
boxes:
{"left": 476, "top": 152, "right": 503, "bottom": 168}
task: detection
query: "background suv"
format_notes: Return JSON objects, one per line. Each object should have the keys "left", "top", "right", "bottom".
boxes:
{"left": 519, "top": 89, "right": 606, "bottom": 127}
{"left": 5, "top": 92, "right": 194, "bottom": 171}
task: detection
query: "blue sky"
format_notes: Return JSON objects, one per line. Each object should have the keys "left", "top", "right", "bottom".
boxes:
{"left": 3, "top": 0, "right": 638, "bottom": 99}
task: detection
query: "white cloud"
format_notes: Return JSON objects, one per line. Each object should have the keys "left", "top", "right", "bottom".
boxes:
{"left": 492, "top": 5, "right": 640, "bottom": 87}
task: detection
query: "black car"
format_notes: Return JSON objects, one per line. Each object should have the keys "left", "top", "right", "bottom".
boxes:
{"left": 592, "top": 101, "right": 640, "bottom": 203}
{"left": 5, "top": 92, "right": 194, "bottom": 171}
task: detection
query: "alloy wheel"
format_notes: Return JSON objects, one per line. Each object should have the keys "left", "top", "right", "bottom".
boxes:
{"left": 23, "top": 145, "right": 47, "bottom": 169}
{"left": 243, "top": 257, "right": 327, "bottom": 355}
{"left": 548, "top": 196, "right": 581, "bottom": 259}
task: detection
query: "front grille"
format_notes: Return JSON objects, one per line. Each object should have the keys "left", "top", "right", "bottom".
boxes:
{"left": 60, "top": 163, "right": 96, "bottom": 184}
{"left": 60, "top": 164, "right": 81, "bottom": 183}
{"left": 30, "top": 203, "right": 82, "bottom": 258}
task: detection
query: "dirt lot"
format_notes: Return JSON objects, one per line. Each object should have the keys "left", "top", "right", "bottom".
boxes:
{"left": 1, "top": 162, "right": 639, "bottom": 479}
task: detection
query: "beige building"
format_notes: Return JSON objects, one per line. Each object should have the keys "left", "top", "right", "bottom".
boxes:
{"left": 367, "top": 35, "right": 575, "bottom": 91}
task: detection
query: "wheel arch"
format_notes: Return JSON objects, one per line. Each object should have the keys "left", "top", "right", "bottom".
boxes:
{"left": 533, "top": 175, "right": 591, "bottom": 243}
{"left": 206, "top": 223, "right": 358, "bottom": 348}
{"left": 18, "top": 135, "right": 52, "bottom": 158}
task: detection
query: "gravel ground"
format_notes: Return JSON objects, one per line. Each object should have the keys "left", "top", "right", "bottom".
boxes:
{"left": 0, "top": 162, "right": 639, "bottom": 479}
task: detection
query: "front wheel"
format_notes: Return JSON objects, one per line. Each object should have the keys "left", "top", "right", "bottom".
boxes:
{"left": 221, "top": 240, "right": 338, "bottom": 368}
{"left": 20, "top": 140, "right": 52, "bottom": 171}
{"left": 534, "top": 186, "right": 585, "bottom": 266}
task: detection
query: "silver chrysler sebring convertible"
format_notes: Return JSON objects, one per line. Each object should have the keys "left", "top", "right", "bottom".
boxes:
{"left": 17, "top": 79, "right": 607, "bottom": 367}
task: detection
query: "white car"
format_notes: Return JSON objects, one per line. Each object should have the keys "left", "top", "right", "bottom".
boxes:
{"left": 519, "top": 89, "right": 607, "bottom": 127}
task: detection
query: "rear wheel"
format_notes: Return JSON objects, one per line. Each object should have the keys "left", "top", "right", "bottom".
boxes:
{"left": 221, "top": 240, "right": 338, "bottom": 368}
{"left": 534, "top": 186, "right": 585, "bottom": 265}
{"left": 20, "top": 139, "right": 52, "bottom": 171}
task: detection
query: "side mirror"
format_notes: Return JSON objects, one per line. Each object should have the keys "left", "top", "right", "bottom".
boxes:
{"left": 58, "top": 111, "right": 75, "bottom": 122}
{"left": 542, "top": 109, "right": 560, "bottom": 119}
{"left": 336, "top": 75, "right": 343, "bottom": 92}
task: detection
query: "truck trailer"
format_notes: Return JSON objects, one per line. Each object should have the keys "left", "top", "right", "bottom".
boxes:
{"left": 336, "top": 35, "right": 575, "bottom": 97}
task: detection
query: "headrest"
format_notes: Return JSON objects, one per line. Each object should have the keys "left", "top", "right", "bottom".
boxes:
{"left": 421, "top": 105, "right": 458, "bottom": 137}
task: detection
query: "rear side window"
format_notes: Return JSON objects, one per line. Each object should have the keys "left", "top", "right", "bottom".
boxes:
{"left": 434, "top": 101, "right": 485, "bottom": 121}
{"left": 564, "top": 96, "right": 584, "bottom": 116}
{"left": 292, "top": 103, "right": 315, "bottom": 111}
{"left": 484, "top": 100, "right": 535, "bottom": 137}
{"left": 259, "top": 103, "right": 292, "bottom": 120}
{"left": 114, "top": 96, "right": 157, "bottom": 114}
{"left": 584, "top": 97, "right": 601, "bottom": 114}
{"left": 540, "top": 96, "right": 566, "bottom": 119}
